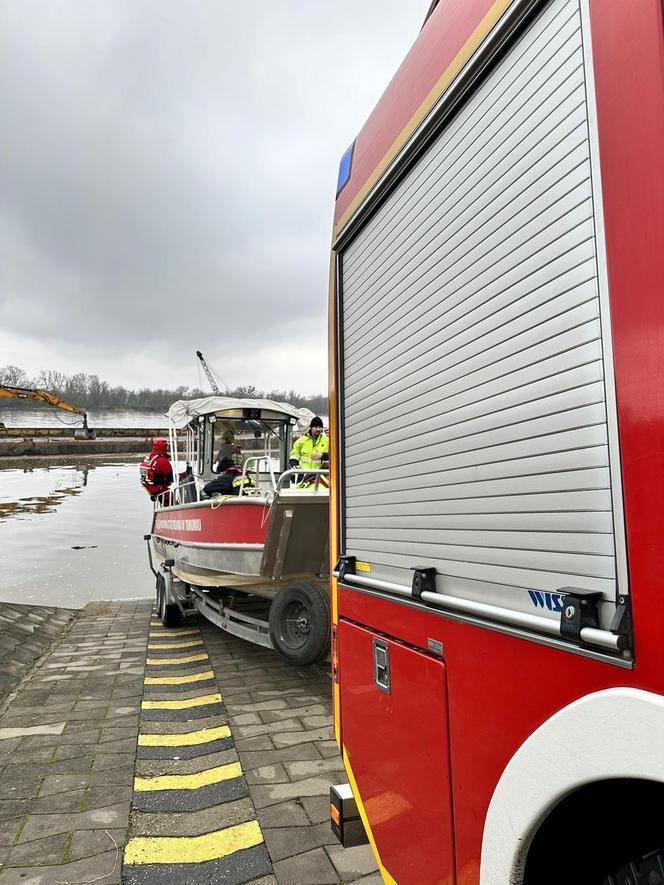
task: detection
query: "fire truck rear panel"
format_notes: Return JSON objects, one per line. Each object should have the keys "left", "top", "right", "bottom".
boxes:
{"left": 338, "top": 0, "right": 626, "bottom": 638}
{"left": 330, "top": 0, "right": 664, "bottom": 880}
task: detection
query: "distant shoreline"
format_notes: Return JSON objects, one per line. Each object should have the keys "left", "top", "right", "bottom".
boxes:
{"left": 0, "top": 453, "right": 144, "bottom": 469}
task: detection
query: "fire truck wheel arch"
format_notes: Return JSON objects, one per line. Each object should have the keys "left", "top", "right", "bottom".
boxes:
{"left": 479, "top": 688, "right": 664, "bottom": 884}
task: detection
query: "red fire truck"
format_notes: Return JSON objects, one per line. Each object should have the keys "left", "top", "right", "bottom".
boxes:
{"left": 329, "top": 1, "right": 664, "bottom": 883}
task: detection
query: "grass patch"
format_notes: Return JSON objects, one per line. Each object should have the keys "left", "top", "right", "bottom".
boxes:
{"left": 11, "top": 815, "right": 28, "bottom": 847}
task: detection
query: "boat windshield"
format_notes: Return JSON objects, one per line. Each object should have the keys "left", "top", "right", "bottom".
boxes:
{"left": 163, "top": 401, "right": 327, "bottom": 507}
{"left": 211, "top": 417, "right": 289, "bottom": 473}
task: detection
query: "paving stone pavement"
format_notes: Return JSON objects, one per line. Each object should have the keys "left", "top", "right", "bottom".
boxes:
{"left": 200, "top": 622, "right": 380, "bottom": 885}
{"left": 0, "top": 602, "right": 380, "bottom": 885}
{"left": 0, "top": 600, "right": 152, "bottom": 885}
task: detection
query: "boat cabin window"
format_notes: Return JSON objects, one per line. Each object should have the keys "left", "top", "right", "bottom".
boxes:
{"left": 202, "top": 417, "right": 294, "bottom": 488}
{"left": 212, "top": 421, "right": 245, "bottom": 470}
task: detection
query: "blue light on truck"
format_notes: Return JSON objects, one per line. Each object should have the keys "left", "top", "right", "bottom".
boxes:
{"left": 336, "top": 142, "right": 355, "bottom": 195}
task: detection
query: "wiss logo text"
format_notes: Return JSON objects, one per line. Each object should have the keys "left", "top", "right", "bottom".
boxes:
{"left": 528, "top": 591, "right": 563, "bottom": 612}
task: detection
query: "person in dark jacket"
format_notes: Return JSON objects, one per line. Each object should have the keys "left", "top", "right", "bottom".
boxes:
{"left": 203, "top": 458, "right": 255, "bottom": 497}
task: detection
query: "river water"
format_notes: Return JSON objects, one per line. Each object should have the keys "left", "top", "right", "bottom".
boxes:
{"left": 0, "top": 461, "right": 156, "bottom": 609}
{"left": 0, "top": 406, "right": 328, "bottom": 429}
{"left": 1, "top": 409, "right": 163, "bottom": 608}
{"left": 0, "top": 405, "right": 329, "bottom": 610}
{"left": 0, "top": 406, "right": 167, "bottom": 428}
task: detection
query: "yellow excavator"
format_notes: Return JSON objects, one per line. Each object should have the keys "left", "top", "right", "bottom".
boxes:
{"left": 0, "top": 385, "right": 95, "bottom": 439}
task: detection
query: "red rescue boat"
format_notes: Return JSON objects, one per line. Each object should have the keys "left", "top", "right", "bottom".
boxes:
{"left": 144, "top": 397, "right": 330, "bottom": 665}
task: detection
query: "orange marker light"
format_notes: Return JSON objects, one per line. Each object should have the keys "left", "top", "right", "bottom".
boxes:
{"left": 330, "top": 804, "right": 341, "bottom": 826}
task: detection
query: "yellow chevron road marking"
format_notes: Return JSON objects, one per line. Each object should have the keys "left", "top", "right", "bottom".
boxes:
{"left": 144, "top": 670, "right": 214, "bottom": 686}
{"left": 147, "top": 639, "right": 204, "bottom": 649}
{"left": 124, "top": 820, "right": 263, "bottom": 864}
{"left": 138, "top": 725, "right": 231, "bottom": 747}
{"left": 134, "top": 762, "right": 242, "bottom": 792}
{"left": 141, "top": 692, "right": 222, "bottom": 710}
{"left": 148, "top": 629, "right": 200, "bottom": 637}
{"left": 146, "top": 653, "right": 209, "bottom": 666}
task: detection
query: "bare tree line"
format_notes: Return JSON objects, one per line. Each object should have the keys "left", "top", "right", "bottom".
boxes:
{"left": 0, "top": 365, "right": 327, "bottom": 415}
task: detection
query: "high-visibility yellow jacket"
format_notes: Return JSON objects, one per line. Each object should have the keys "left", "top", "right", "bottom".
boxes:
{"left": 290, "top": 432, "right": 329, "bottom": 471}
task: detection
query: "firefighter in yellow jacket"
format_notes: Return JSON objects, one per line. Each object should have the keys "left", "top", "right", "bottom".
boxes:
{"left": 289, "top": 417, "right": 329, "bottom": 471}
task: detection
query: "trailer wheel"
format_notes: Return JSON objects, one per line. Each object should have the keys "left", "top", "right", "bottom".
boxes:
{"left": 269, "top": 582, "right": 330, "bottom": 666}
{"left": 156, "top": 572, "right": 180, "bottom": 627}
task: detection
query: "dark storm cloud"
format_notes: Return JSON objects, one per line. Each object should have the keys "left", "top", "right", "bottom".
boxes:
{"left": 0, "top": 1, "right": 424, "bottom": 392}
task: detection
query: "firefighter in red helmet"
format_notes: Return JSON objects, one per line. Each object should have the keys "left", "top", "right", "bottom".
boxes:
{"left": 140, "top": 438, "right": 173, "bottom": 503}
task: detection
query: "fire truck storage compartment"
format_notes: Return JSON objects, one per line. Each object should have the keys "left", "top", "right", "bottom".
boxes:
{"left": 338, "top": 619, "right": 453, "bottom": 885}
{"left": 338, "top": 0, "right": 627, "bottom": 640}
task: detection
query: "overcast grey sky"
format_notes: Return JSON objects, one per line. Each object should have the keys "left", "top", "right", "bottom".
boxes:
{"left": 0, "top": 1, "right": 426, "bottom": 396}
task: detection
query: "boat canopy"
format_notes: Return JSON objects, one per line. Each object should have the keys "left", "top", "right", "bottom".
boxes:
{"left": 167, "top": 396, "right": 314, "bottom": 431}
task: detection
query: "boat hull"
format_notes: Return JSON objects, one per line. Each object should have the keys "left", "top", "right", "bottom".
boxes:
{"left": 150, "top": 498, "right": 269, "bottom": 580}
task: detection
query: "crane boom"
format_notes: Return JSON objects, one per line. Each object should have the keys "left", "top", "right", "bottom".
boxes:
{"left": 196, "top": 351, "right": 223, "bottom": 395}
{"left": 0, "top": 385, "right": 93, "bottom": 436}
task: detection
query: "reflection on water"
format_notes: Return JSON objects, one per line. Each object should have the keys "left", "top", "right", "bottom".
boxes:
{"left": 0, "top": 466, "right": 90, "bottom": 520}
{"left": 0, "top": 462, "right": 154, "bottom": 608}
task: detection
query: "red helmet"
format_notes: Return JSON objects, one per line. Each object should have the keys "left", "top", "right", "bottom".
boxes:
{"left": 153, "top": 437, "right": 168, "bottom": 451}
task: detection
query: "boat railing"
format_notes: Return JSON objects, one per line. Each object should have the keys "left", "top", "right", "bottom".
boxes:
{"left": 240, "top": 455, "right": 277, "bottom": 495}
{"left": 274, "top": 468, "right": 329, "bottom": 495}
{"left": 153, "top": 488, "right": 172, "bottom": 508}
{"left": 152, "top": 465, "right": 328, "bottom": 509}
{"left": 173, "top": 476, "right": 198, "bottom": 505}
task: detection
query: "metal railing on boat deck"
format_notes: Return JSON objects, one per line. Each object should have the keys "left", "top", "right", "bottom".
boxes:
{"left": 240, "top": 455, "right": 277, "bottom": 495}
{"left": 152, "top": 465, "right": 329, "bottom": 509}
{"left": 274, "top": 468, "right": 329, "bottom": 494}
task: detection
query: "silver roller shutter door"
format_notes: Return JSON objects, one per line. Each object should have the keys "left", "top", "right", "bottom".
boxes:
{"left": 340, "top": 0, "right": 626, "bottom": 630}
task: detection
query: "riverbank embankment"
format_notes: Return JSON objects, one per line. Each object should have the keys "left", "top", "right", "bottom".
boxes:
{"left": 0, "top": 426, "right": 273, "bottom": 459}
{"left": 0, "top": 603, "right": 76, "bottom": 706}
{"left": 0, "top": 428, "right": 174, "bottom": 459}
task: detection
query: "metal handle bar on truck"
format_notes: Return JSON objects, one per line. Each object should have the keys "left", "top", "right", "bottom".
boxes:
{"left": 332, "top": 569, "right": 623, "bottom": 653}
